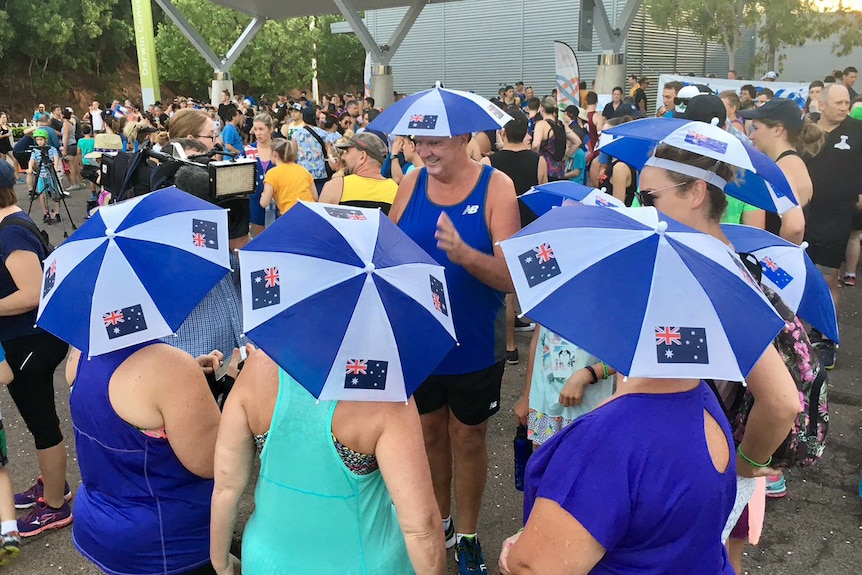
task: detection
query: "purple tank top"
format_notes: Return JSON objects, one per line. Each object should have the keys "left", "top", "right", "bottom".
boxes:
{"left": 71, "top": 342, "right": 213, "bottom": 575}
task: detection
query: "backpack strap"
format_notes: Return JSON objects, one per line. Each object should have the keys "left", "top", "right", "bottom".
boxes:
{"left": 0, "top": 217, "right": 50, "bottom": 257}
{"left": 303, "top": 126, "right": 334, "bottom": 177}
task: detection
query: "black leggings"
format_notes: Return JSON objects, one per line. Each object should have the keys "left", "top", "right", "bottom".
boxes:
{"left": 3, "top": 332, "right": 68, "bottom": 450}
{"left": 182, "top": 563, "right": 217, "bottom": 575}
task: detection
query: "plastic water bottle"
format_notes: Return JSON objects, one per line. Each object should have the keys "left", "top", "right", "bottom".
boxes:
{"left": 513, "top": 425, "right": 532, "bottom": 492}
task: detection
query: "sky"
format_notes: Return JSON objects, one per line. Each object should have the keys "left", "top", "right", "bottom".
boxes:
{"left": 817, "top": 0, "right": 862, "bottom": 10}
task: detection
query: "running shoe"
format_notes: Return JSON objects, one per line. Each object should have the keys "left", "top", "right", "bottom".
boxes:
{"left": 0, "top": 532, "right": 20, "bottom": 566}
{"left": 513, "top": 318, "right": 535, "bottom": 332}
{"left": 14, "top": 476, "right": 73, "bottom": 509}
{"left": 844, "top": 274, "right": 856, "bottom": 287}
{"left": 17, "top": 498, "right": 73, "bottom": 537}
{"left": 54, "top": 213, "right": 61, "bottom": 222}
{"left": 506, "top": 349, "right": 519, "bottom": 365}
{"left": 42, "top": 214, "right": 52, "bottom": 224}
{"left": 444, "top": 519, "right": 456, "bottom": 550}
{"left": 455, "top": 536, "right": 487, "bottom": 574}
{"left": 766, "top": 474, "right": 787, "bottom": 498}
{"left": 814, "top": 340, "right": 836, "bottom": 370}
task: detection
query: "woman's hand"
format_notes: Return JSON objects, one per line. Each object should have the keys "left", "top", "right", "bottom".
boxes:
{"left": 499, "top": 531, "right": 522, "bottom": 575}
{"left": 196, "top": 350, "right": 224, "bottom": 375}
{"left": 559, "top": 369, "right": 591, "bottom": 407}
{"left": 214, "top": 553, "right": 241, "bottom": 575}
{"left": 514, "top": 394, "right": 529, "bottom": 426}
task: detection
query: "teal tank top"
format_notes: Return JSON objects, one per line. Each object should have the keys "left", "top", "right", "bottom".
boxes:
{"left": 242, "top": 369, "right": 415, "bottom": 574}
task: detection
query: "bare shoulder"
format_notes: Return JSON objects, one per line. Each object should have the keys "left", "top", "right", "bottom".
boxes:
{"left": 230, "top": 350, "right": 279, "bottom": 433}
{"left": 390, "top": 168, "right": 421, "bottom": 224}
{"left": 334, "top": 398, "right": 420, "bottom": 453}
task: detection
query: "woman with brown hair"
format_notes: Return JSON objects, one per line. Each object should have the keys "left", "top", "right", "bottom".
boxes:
{"left": 167, "top": 109, "right": 217, "bottom": 152}
{"left": 741, "top": 97, "right": 823, "bottom": 245}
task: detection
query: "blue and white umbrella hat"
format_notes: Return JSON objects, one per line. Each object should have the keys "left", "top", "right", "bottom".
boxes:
{"left": 36, "top": 187, "right": 231, "bottom": 356}
{"left": 239, "top": 202, "right": 457, "bottom": 402}
{"left": 722, "top": 223, "right": 839, "bottom": 343}
{"left": 600, "top": 118, "right": 798, "bottom": 215}
{"left": 500, "top": 204, "right": 786, "bottom": 381}
{"left": 366, "top": 81, "right": 514, "bottom": 137}
{"left": 519, "top": 181, "right": 600, "bottom": 217}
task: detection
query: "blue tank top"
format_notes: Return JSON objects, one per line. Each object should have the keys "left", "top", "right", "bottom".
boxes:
{"left": 70, "top": 342, "right": 213, "bottom": 575}
{"left": 398, "top": 165, "right": 505, "bottom": 374}
{"left": 242, "top": 369, "right": 413, "bottom": 574}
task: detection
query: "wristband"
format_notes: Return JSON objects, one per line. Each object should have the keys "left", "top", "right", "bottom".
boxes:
{"left": 584, "top": 365, "right": 598, "bottom": 384}
{"left": 736, "top": 445, "right": 772, "bottom": 468}
{"left": 601, "top": 362, "right": 609, "bottom": 379}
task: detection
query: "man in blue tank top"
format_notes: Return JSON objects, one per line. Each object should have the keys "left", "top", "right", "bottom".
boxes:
{"left": 390, "top": 132, "right": 520, "bottom": 575}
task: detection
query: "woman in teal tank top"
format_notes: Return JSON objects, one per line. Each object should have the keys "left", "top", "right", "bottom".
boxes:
{"left": 210, "top": 350, "right": 446, "bottom": 575}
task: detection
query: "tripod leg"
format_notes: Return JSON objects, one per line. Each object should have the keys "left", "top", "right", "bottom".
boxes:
{"left": 60, "top": 196, "right": 76, "bottom": 232}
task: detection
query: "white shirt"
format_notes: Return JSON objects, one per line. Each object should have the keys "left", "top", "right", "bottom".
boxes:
{"left": 91, "top": 110, "right": 104, "bottom": 131}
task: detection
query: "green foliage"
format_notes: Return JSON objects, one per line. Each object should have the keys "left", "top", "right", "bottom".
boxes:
{"left": 153, "top": 1, "right": 364, "bottom": 97}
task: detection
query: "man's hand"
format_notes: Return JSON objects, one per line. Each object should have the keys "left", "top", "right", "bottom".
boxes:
{"left": 435, "top": 211, "right": 472, "bottom": 265}
{"left": 196, "top": 350, "right": 224, "bottom": 374}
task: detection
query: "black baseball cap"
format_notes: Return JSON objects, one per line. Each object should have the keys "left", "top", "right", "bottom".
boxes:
{"left": 738, "top": 97, "right": 804, "bottom": 132}
{"left": 684, "top": 95, "right": 727, "bottom": 128}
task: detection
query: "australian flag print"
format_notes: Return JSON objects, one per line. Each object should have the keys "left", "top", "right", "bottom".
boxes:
{"left": 251, "top": 267, "right": 281, "bottom": 310}
{"left": 684, "top": 131, "right": 728, "bottom": 154}
{"left": 344, "top": 359, "right": 388, "bottom": 390}
{"left": 407, "top": 114, "right": 438, "bottom": 130}
{"left": 519, "top": 243, "right": 561, "bottom": 288}
{"left": 43, "top": 260, "right": 56, "bottom": 297}
{"left": 104, "top": 305, "right": 148, "bottom": 339}
{"left": 430, "top": 275, "right": 448, "bottom": 316}
{"left": 655, "top": 326, "right": 709, "bottom": 364}
{"left": 192, "top": 219, "right": 219, "bottom": 250}
{"left": 760, "top": 257, "right": 793, "bottom": 289}
{"left": 324, "top": 206, "right": 367, "bottom": 220}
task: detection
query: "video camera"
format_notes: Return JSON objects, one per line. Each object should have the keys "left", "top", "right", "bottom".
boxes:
{"left": 100, "top": 145, "right": 258, "bottom": 239}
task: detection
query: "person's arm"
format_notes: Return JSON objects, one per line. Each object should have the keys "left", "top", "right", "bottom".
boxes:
{"left": 564, "top": 125, "right": 582, "bottom": 158}
{"left": 260, "top": 182, "right": 275, "bottom": 209}
{"left": 308, "top": 173, "right": 319, "bottom": 201}
{"left": 740, "top": 207, "right": 766, "bottom": 230}
{"left": 388, "top": 169, "right": 420, "bottom": 224}
{"left": 0, "top": 344, "right": 13, "bottom": 385}
{"left": 317, "top": 176, "right": 344, "bottom": 205}
{"left": 515, "top": 328, "right": 540, "bottom": 426}
{"left": 52, "top": 149, "right": 63, "bottom": 173}
{"left": 375, "top": 399, "right": 447, "bottom": 575}
{"left": 0, "top": 250, "right": 42, "bottom": 316}
{"left": 530, "top": 121, "right": 547, "bottom": 153}
{"left": 777, "top": 206, "right": 805, "bottom": 245}
{"left": 210, "top": 357, "right": 262, "bottom": 575}
{"left": 500, "top": 497, "right": 605, "bottom": 575}
{"left": 223, "top": 129, "right": 243, "bottom": 156}
{"left": 434, "top": 171, "right": 520, "bottom": 292}
{"left": 609, "top": 164, "right": 629, "bottom": 204}
{"left": 390, "top": 138, "right": 405, "bottom": 184}
{"left": 154, "top": 347, "right": 222, "bottom": 478}
{"left": 537, "top": 156, "right": 548, "bottom": 184}
{"left": 735, "top": 344, "right": 800, "bottom": 477}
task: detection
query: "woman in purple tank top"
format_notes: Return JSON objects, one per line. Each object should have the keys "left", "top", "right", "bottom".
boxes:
{"left": 499, "top": 144, "right": 800, "bottom": 575}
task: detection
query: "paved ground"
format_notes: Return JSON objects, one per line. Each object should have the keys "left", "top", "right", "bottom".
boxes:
{"left": 3, "top": 183, "right": 862, "bottom": 574}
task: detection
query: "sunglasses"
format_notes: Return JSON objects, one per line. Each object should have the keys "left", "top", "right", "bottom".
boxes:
{"left": 634, "top": 180, "right": 693, "bottom": 207}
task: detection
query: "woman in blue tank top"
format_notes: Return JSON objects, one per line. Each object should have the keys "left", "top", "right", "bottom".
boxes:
{"left": 66, "top": 343, "right": 222, "bottom": 575}
{"left": 499, "top": 144, "right": 799, "bottom": 574}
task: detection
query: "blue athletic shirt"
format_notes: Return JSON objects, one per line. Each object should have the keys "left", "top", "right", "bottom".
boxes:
{"left": 71, "top": 342, "right": 213, "bottom": 575}
{"left": 398, "top": 165, "right": 505, "bottom": 374}
{"left": 0, "top": 212, "right": 47, "bottom": 342}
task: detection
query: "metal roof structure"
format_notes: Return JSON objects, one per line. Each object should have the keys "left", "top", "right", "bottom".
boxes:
{"left": 209, "top": 0, "right": 447, "bottom": 20}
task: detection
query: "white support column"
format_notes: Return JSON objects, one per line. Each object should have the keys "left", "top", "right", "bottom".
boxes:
{"left": 589, "top": 0, "right": 644, "bottom": 94}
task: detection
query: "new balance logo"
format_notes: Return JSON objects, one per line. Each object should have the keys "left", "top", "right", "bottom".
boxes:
{"left": 462, "top": 205, "right": 480, "bottom": 215}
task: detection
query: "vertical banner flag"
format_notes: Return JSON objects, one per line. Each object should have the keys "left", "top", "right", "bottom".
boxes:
{"left": 131, "top": 0, "right": 161, "bottom": 109}
{"left": 554, "top": 41, "right": 580, "bottom": 110}
{"left": 364, "top": 51, "right": 372, "bottom": 99}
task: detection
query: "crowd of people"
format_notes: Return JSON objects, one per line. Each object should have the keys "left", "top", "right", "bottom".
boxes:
{"left": 0, "top": 61, "right": 859, "bottom": 575}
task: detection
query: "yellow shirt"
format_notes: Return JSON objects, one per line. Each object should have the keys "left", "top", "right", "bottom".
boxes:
{"left": 264, "top": 162, "right": 315, "bottom": 215}
{"left": 340, "top": 174, "right": 398, "bottom": 214}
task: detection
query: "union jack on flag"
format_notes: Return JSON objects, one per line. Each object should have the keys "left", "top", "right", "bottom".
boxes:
{"left": 264, "top": 267, "right": 280, "bottom": 288}
{"left": 192, "top": 233, "right": 206, "bottom": 248}
{"left": 346, "top": 359, "right": 368, "bottom": 375}
{"left": 103, "top": 310, "right": 125, "bottom": 327}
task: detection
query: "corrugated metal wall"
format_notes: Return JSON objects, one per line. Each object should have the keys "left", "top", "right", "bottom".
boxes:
{"left": 366, "top": 0, "right": 754, "bottom": 100}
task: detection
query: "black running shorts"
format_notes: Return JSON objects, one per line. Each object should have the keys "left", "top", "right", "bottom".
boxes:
{"left": 413, "top": 361, "right": 505, "bottom": 426}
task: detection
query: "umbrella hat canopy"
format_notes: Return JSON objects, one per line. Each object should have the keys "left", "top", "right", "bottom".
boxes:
{"left": 600, "top": 118, "right": 798, "bottom": 215}
{"left": 37, "top": 187, "right": 231, "bottom": 356}
{"left": 366, "top": 82, "right": 513, "bottom": 137}
{"left": 239, "top": 202, "right": 457, "bottom": 402}
{"left": 500, "top": 204, "right": 785, "bottom": 380}
{"left": 518, "top": 181, "right": 600, "bottom": 217}
{"left": 722, "top": 224, "right": 838, "bottom": 343}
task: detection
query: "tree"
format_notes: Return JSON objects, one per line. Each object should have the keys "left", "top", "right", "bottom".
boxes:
{"left": 754, "top": 0, "right": 826, "bottom": 72}
{"left": 648, "top": 0, "right": 757, "bottom": 72}
{"left": 153, "top": 0, "right": 365, "bottom": 98}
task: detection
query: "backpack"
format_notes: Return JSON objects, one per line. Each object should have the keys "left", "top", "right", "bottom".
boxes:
{"left": 710, "top": 254, "right": 828, "bottom": 469}
{"left": 0, "top": 216, "right": 55, "bottom": 258}
{"left": 548, "top": 120, "right": 567, "bottom": 162}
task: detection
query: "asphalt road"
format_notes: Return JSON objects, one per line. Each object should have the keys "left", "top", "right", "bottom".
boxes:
{"left": 3, "top": 183, "right": 861, "bottom": 574}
